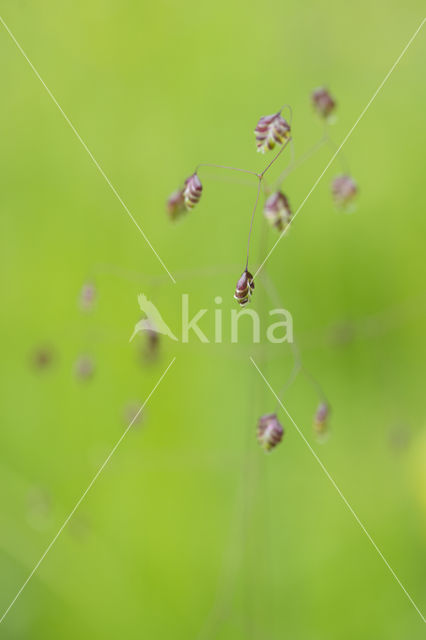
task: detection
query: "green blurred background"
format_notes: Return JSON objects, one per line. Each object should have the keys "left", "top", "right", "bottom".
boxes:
{"left": 0, "top": 1, "right": 425, "bottom": 638}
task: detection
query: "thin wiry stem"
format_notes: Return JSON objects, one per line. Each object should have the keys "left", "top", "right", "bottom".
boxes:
{"left": 258, "top": 272, "right": 303, "bottom": 406}
{"left": 245, "top": 178, "right": 262, "bottom": 270}
{"left": 275, "top": 135, "right": 326, "bottom": 187}
{"left": 195, "top": 479, "right": 247, "bottom": 640}
{"left": 289, "top": 135, "right": 296, "bottom": 167}
{"left": 322, "top": 120, "right": 350, "bottom": 173}
{"left": 279, "top": 103, "right": 293, "bottom": 126}
{"left": 254, "top": 116, "right": 357, "bottom": 280}
{"left": 196, "top": 162, "right": 260, "bottom": 178}
{"left": 242, "top": 220, "right": 273, "bottom": 635}
{"left": 259, "top": 270, "right": 328, "bottom": 408}
{"left": 196, "top": 213, "right": 272, "bottom": 639}
{"left": 259, "top": 136, "right": 292, "bottom": 177}
{"left": 194, "top": 117, "right": 293, "bottom": 274}
{"left": 245, "top": 137, "right": 293, "bottom": 269}
{"left": 323, "top": 131, "right": 351, "bottom": 174}
{"left": 274, "top": 119, "right": 351, "bottom": 189}
{"left": 274, "top": 358, "right": 302, "bottom": 412}
{"left": 301, "top": 366, "right": 328, "bottom": 403}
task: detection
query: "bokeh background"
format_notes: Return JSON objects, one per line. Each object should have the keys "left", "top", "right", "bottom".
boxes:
{"left": 1, "top": 1, "right": 425, "bottom": 638}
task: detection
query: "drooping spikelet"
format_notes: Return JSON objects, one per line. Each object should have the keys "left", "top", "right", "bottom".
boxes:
{"left": 167, "top": 188, "right": 186, "bottom": 221}
{"left": 31, "top": 346, "right": 55, "bottom": 371}
{"left": 331, "top": 174, "right": 357, "bottom": 211}
{"left": 74, "top": 355, "right": 95, "bottom": 381}
{"left": 312, "top": 87, "right": 336, "bottom": 120}
{"left": 183, "top": 173, "right": 203, "bottom": 210}
{"left": 141, "top": 319, "right": 160, "bottom": 362}
{"left": 264, "top": 191, "right": 292, "bottom": 232}
{"left": 313, "top": 402, "right": 330, "bottom": 442}
{"left": 234, "top": 270, "right": 255, "bottom": 306}
{"left": 123, "top": 402, "right": 144, "bottom": 430}
{"left": 254, "top": 112, "right": 291, "bottom": 153}
{"left": 257, "top": 413, "right": 284, "bottom": 452}
{"left": 79, "top": 282, "right": 96, "bottom": 312}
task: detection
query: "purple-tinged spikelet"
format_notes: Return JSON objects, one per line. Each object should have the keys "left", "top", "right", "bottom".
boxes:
{"left": 257, "top": 413, "right": 284, "bottom": 452}
{"left": 314, "top": 402, "right": 330, "bottom": 442}
{"left": 74, "top": 355, "right": 95, "bottom": 381}
{"left": 79, "top": 282, "right": 96, "bottom": 311}
{"left": 264, "top": 191, "right": 292, "bottom": 232}
{"left": 141, "top": 319, "right": 160, "bottom": 362}
{"left": 312, "top": 87, "right": 336, "bottom": 120}
{"left": 234, "top": 270, "right": 255, "bottom": 306}
{"left": 183, "top": 173, "right": 203, "bottom": 210}
{"left": 254, "top": 112, "right": 291, "bottom": 153}
{"left": 123, "top": 402, "right": 144, "bottom": 429}
{"left": 331, "top": 174, "right": 357, "bottom": 211}
{"left": 31, "top": 346, "right": 55, "bottom": 371}
{"left": 167, "top": 189, "right": 185, "bottom": 221}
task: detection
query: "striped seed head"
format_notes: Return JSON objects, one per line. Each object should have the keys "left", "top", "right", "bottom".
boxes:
{"left": 257, "top": 413, "right": 284, "bottom": 452}
{"left": 264, "top": 191, "right": 292, "bottom": 232}
{"left": 234, "top": 270, "right": 255, "bottom": 306}
{"left": 254, "top": 112, "right": 291, "bottom": 153}
{"left": 183, "top": 173, "right": 203, "bottom": 210}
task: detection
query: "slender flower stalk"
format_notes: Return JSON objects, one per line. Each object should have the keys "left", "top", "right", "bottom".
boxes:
{"left": 167, "top": 104, "right": 293, "bottom": 305}
{"left": 258, "top": 271, "right": 331, "bottom": 438}
{"left": 323, "top": 127, "right": 351, "bottom": 174}
{"left": 259, "top": 137, "right": 292, "bottom": 178}
{"left": 275, "top": 114, "right": 347, "bottom": 189}
{"left": 301, "top": 366, "right": 328, "bottom": 404}
{"left": 275, "top": 135, "right": 327, "bottom": 187}
{"left": 168, "top": 94, "right": 358, "bottom": 310}
{"left": 243, "top": 136, "right": 292, "bottom": 290}
{"left": 196, "top": 163, "right": 260, "bottom": 178}
{"left": 245, "top": 178, "right": 262, "bottom": 270}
